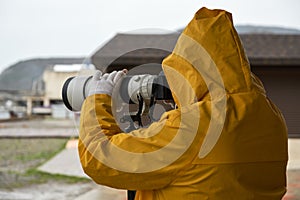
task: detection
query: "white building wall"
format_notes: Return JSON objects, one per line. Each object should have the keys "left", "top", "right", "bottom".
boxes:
{"left": 43, "top": 70, "right": 78, "bottom": 100}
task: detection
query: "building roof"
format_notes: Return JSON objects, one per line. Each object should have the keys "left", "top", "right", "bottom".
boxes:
{"left": 92, "top": 32, "right": 300, "bottom": 72}
{"left": 91, "top": 33, "right": 180, "bottom": 72}
{"left": 239, "top": 34, "right": 300, "bottom": 66}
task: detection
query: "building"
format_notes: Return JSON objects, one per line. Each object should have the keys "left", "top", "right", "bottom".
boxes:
{"left": 91, "top": 28, "right": 300, "bottom": 137}
{"left": 42, "top": 64, "right": 95, "bottom": 118}
{"left": 0, "top": 58, "right": 85, "bottom": 118}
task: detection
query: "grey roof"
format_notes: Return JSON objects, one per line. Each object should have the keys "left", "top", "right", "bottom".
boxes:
{"left": 91, "top": 33, "right": 180, "bottom": 72}
{"left": 92, "top": 32, "right": 300, "bottom": 72}
{"left": 0, "top": 58, "right": 84, "bottom": 93}
{"left": 239, "top": 34, "right": 300, "bottom": 66}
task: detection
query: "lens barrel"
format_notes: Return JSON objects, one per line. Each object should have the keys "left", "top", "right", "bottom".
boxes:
{"left": 62, "top": 77, "right": 75, "bottom": 111}
{"left": 62, "top": 73, "right": 173, "bottom": 112}
{"left": 61, "top": 75, "right": 92, "bottom": 111}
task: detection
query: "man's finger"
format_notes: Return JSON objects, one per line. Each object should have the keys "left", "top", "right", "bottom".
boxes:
{"left": 102, "top": 73, "right": 109, "bottom": 80}
{"left": 107, "top": 71, "right": 117, "bottom": 82}
{"left": 93, "top": 70, "right": 102, "bottom": 81}
{"left": 113, "top": 70, "right": 126, "bottom": 83}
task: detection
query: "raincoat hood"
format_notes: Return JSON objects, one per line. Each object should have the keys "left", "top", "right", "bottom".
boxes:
{"left": 162, "top": 7, "right": 260, "bottom": 107}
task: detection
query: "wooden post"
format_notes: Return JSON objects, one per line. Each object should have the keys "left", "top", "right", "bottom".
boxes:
{"left": 26, "top": 97, "right": 32, "bottom": 116}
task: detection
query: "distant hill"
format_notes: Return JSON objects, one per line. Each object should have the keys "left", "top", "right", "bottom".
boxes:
{"left": 0, "top": 58, "right": 84, "bottom": 92}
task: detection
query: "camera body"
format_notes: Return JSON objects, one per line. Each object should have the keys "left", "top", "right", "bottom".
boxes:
{"left": 119, "top": 72, "right": 173, "bottom": 105}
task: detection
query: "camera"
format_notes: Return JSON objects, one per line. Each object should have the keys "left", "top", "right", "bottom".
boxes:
{"left": 62, "top": 72, "right": 173, "bottom": 112}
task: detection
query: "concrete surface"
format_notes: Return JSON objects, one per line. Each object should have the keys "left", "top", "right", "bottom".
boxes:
{"left": 0, "top": 118, "right": 79, "bottom": 138}
{"left": 73, "top": 186, "right": 127, "bottom": 200}
{"left": 287, "top": 139, "right": 300, "bottom": 170}
{"left": 38, "top": 146, "right": 88, "bottom": 178}
{"left": 38, "top": 139, "right": 87, "bottom": 178}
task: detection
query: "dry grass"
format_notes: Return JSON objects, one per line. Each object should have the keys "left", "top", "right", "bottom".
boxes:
{"left": 0, "top": 138, "right": 89, "bottom": 189}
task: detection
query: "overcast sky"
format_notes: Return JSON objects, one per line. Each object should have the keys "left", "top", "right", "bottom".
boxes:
{"left": 0, "top": 0, "right": 299, "bottom": 73}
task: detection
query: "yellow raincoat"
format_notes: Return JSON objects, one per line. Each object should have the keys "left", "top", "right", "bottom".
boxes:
{"left": 79, "top": 7, "right": 288, "bottom": 199}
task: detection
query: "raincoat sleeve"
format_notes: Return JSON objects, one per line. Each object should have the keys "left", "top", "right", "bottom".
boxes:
{"left": 78, "top": 94, "right": 187, "bottom": 190}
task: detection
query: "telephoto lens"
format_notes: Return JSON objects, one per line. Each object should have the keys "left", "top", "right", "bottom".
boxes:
{"left": 62, "top": 72, "right": 173, "bottom": 112}
{"left": 62, "top": 75, "right": 93, "bottom": 112}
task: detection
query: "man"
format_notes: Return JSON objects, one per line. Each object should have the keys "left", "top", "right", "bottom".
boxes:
{"left": 78, "top": 7, "right": 288, "bottom": 199}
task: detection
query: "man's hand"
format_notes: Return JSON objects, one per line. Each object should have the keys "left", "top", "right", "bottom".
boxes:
{"left": 88, "top": 69, "right": 127, "bottom": 97}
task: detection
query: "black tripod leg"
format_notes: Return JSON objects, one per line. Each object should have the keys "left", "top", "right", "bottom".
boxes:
{"left": 127, "top": 190, "right": 136, "bottom": 200}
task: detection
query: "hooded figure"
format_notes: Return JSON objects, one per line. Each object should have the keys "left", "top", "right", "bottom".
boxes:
{"left": 78, "top": 7, "right": 288, "bottom": 199}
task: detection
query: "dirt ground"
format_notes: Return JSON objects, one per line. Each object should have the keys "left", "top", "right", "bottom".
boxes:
{"left": 0, "top": 138, "right": 94, "bottom": 200}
